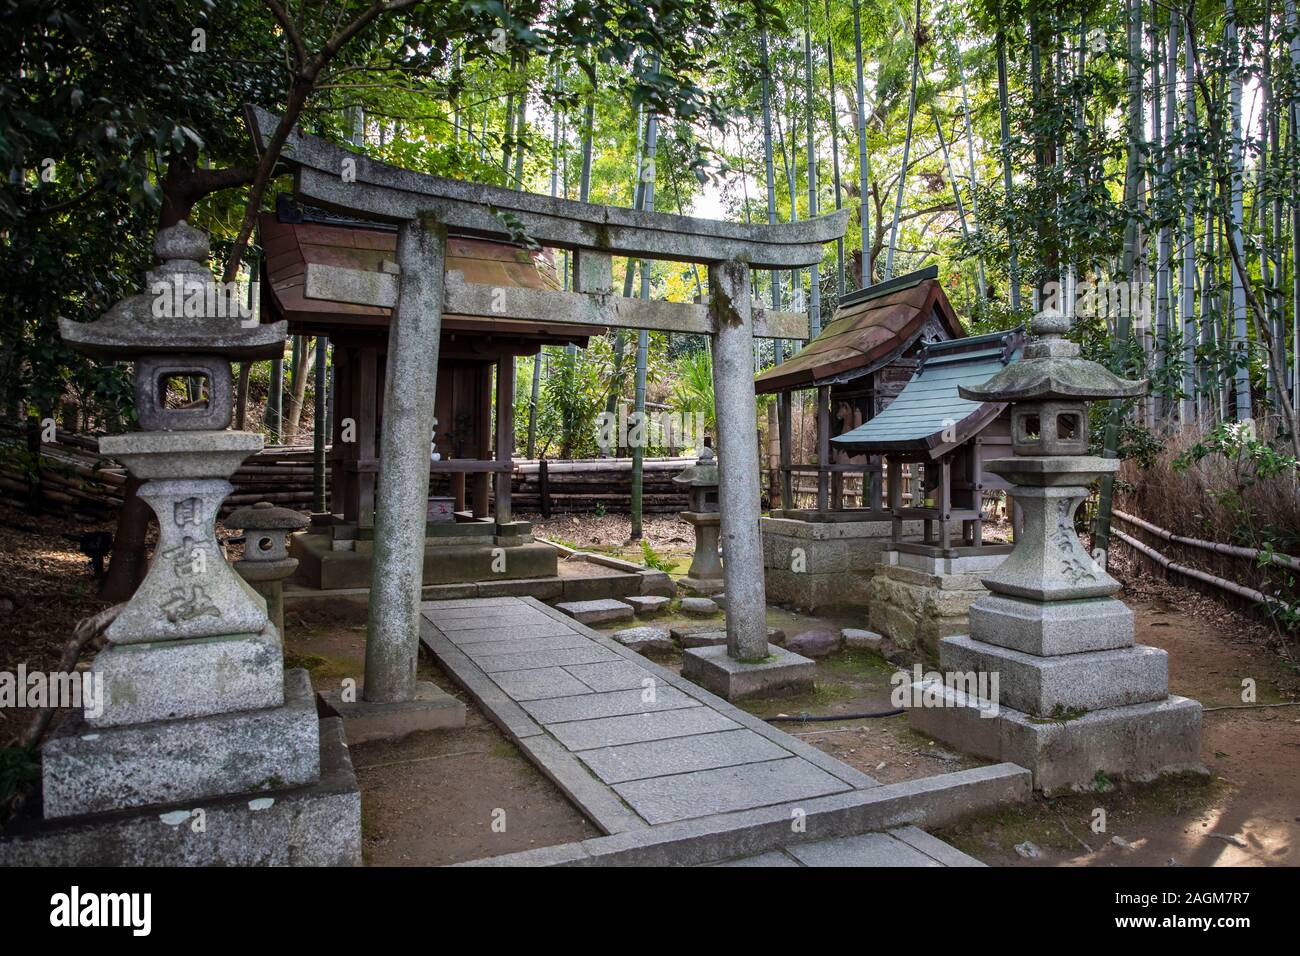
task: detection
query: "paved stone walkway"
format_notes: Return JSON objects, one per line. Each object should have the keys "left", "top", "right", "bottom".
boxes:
{"left": 712, "top": 826, "right": 983, "bottom": 867}
{"left": 421, "top": 596, "right": 1012, "bottom": 865}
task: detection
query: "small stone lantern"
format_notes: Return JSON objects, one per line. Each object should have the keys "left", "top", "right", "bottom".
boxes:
{"left": 673, "top": 445, "right": 724, "bottom": 594}
{"left": 228, "top": 501, "right": 310, "bottom": 638}
{"left": 907, "top": 311, "right": 1203, "bottom": 790}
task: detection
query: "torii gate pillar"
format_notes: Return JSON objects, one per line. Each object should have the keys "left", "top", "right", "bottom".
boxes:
{"left": 321, "top": 216, "right": 467, "bottom": 739}
{"left": 681, "top": 261, "right": 816, "bottom": 700}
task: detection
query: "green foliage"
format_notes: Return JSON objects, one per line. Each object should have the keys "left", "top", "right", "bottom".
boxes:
{"left": 669, "top": 346, "right": 716, "bottom": 433}
{"left": 1, "top": 0, "right": 750, "bottom": 425}
{"left": 639, "top": 539, "right": 675, "bottom": 572}
{"left": 1174, "top": 421, "right": 1299, "bottom": 485}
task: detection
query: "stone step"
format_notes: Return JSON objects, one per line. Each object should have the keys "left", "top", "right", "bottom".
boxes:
{"left": 624, "top": 595, "right": 671, "bottom": 617}
{"left": 554, "top": 598, "right": 635, "bottom": 625}
{"left": 713, "top": 827, "right": 985, "bottom": 867}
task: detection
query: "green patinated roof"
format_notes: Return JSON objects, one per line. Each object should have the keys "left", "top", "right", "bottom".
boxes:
{"left": 832, "top": 328, "right": 1024, "bottom": 455}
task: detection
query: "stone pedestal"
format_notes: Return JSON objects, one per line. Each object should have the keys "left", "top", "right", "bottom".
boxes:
{"left": 761, "top": 515, "right": 892, "bottom": 611}
{"left": 0, "top": 717, "right": 360, "bottom": 866}
{"left": 291, "top": 518, "right": 556, "bottom": 590}
{"left": 319, "top": 679, "right": 466, "bottom": 745}
{"left": 679, "top": 510, "right": 723, "bottom": 594}
{"left": 867, "top": 549, "right": 1007, "bottom": 656}
{"left": 908, "top": 459, "right": 1203, "bottom": 791}
{"left": 681, "top": 645, "right": 815, "bottom": 701}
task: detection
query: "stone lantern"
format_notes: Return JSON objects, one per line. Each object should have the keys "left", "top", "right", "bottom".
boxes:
{"left": 673, "top": 445, "right": 724, "bottom": 594}
{"left": 228, "top": 500, "right": 310, "bottom": 640}
{"left": 908, "top": 313, "right": 1203, "bottom": 790}
{"left": 0, "top": 221, "right": 361, "bottom": 865}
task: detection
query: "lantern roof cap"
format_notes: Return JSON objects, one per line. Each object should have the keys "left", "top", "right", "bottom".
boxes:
{"left": 226, "top": 500, "right": 311, "bottom": 531}
{"left": 958, "top": 314, "right": 1145, "bottom": 403}
{"left": 673, "top": 446, "right": 719, "bottom": 487}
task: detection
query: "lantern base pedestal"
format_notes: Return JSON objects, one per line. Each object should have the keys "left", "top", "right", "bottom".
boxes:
{"left": 908, "top": 681, "right": 1204, "bottom": 793}
{"left": 678, "top": 575, "right": 725, "bottom": 596}
{"left": 681, "top": 644, "right": 816, "bottom": 701}
{"left": 0, "top": 716, "right": 361, "bottom": 866}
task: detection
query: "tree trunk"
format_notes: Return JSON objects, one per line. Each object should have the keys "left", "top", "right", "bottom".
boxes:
{"left": 1180, "top": 9, "right": 1198, "bottom": 427}
{"left": 1227, "top": 0, "right": 1252, "bottom": 421}
{"left": 885, "top": 0, "right": 922, "bottom": 281}
{"left": 996, "top": 26, "right": 1020, "bottom": 310}
{"left": 1093, "top": 0, "right": 1146, "bottom": 559}
{"left": 852, "top": 0, "right": 872, "bottom": 289}
{"left": 99, "top": 476, "right": 152, "bottom": 601}
{"left": 824, "top": 1, "right": 845, "bottom": 300}
{"left": 803, "top": 8, "right": 822, "bottom": 336}
{"left": 284, "top": 336, "right": 316, "bottom": 441}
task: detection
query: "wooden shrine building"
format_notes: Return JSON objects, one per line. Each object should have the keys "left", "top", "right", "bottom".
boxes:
{"left": 259, "top": 205, "right": 597, "bottom": 589}
{"left": 831, "top": 327, "right": 1026, "bottom": 558}
{"left": 754, "top": 267, "right": 972, "bottom": 610}
{"left": 755, "top": 267, "right": 964, "bottom": 516}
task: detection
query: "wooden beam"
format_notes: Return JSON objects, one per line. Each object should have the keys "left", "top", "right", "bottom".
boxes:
{"left": 816, "top": 385, "right": 830, "bottom": 512}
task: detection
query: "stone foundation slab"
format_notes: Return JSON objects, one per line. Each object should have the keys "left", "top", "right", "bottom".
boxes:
{"left": 908, "top": 681, "right": 1204, "bottom": 791}
{"left": 41, "top": 668, "right": 320, "bottom": 819}
{"left": 0, "top": 718, "right": 361, "bottom": 865}
{"left": 681, "top": 645, "right": 816, "bottom": 701}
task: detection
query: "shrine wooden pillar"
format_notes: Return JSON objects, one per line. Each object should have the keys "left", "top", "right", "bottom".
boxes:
{"left": 495, "top": 356, "right": 514, "bottom": 525}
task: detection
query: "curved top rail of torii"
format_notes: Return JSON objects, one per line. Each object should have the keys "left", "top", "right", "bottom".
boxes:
{"left": 246, "top": 106, "right": 846, "bottom": 271}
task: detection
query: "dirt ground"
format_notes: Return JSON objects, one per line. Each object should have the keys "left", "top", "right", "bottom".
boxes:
{"left": 3, "top": 501, "right": 1298, "bottom": 867}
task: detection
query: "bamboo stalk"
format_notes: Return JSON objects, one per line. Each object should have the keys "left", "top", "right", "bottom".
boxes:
{"left": 1113, "top": 509, "right": 1300, "bottom": 572}
{"left": 1113, "top": 527, "right": 1281, "bottom": 607}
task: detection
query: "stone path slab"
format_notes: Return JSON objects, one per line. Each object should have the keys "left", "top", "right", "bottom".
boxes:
{"left": 713, "top": 827, "right": 984, "bottom": 867}
{"left": 449, "top": 621, "right": 577, "bottom": 643}
{"left": 462, "top": 635, "right": 595, "bottom": 658}
{"left": 420, "top": 596, "right": 875, "bottom": 837}
{"left": 554, "top": 598, "right": 635, "bottom": 624}
{"left": 563, "top": 660, "right": 655, "bottom": 692}
{"left": 475, "top": 646, "right": 621, "bottom": 673}
{"left": 612, "top": 756, "right": 849, "bottom": 825}
{"left": 519, "top": 686, "right": 700, "bottom": 724}
{"left": 547, "top": 707, "right": 739, "bottom": 751}
{"left": 490, "top": 667, "right": 594, "bottom": 702}
{"left": 576, "top": 729, "right": 789, "bottom": 785}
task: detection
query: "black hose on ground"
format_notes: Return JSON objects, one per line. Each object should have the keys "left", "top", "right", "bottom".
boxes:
{"left": 764, "top": 708, "right": 904, "bottom": 723}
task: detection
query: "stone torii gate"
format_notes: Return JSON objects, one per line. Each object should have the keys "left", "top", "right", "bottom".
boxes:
{"left": 248, "top": 108, "right": 847, "bottom": 709}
